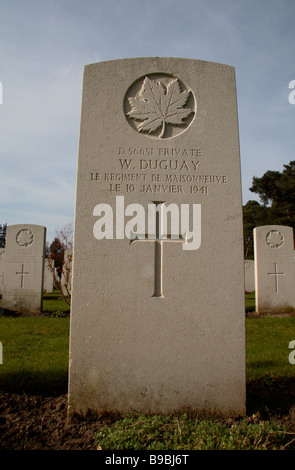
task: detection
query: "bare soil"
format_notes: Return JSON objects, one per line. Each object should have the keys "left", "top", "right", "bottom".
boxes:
{"left": 0, "top": 392, "right": 117, "bottom": 450}
{"left": 1, "top": 377, "right": 295, "bottom": 450}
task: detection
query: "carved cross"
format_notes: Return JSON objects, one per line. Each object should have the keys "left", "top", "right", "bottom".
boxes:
{"left": 16, "top": 264, "right": 29, "bottom": 288}
{"left": 267, "top": 263, "right": 285, "bottom": 293}
{"left": 130, "top": 202, "right": 185, "bottom": 298}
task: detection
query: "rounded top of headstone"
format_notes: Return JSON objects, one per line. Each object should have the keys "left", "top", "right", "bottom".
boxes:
{"left": 254, "top": 225, "right": 294, "bottom": 254}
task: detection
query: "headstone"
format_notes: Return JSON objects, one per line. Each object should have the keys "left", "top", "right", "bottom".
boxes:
{"left": 43, "top": 259, "right": 54, "bottom": 293}
{"left": 254, "top": 225, "right": 295, "bottom": 314}
{"left": 244, "top": 260, "right": 255, "bottom": 292}
{"left": 1, "top": 224, "right": 46, "bottom": 312}
{"left": 0, "top": 249, "right": 5, "bottom": 295}
{"left": 60, "top": 250, "right": 72, "bottom": 297}
{"left": 68, "top": 57, "right": 246, "bottom": 418}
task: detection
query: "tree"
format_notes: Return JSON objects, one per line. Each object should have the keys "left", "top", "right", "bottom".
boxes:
{"left": 47, "top": 222, "right": 73, "bottom": 304}
{"left": 49, "top": 237, "right": 64, "bottom": 278}
{"left": 48, "top": 222, "right": 73, "bottom": 276}
{"left": 250, "top": 161, "right": 295, "bottom": 229}
{"left": 244, "top": 161, "right": 295, "bottom": 258}
{"left": 243, "top": 201, "right": 271, "bottom": 259}
{"left": 55, "top": 222, "right": 73, "bottom": 250}
{"left": 0, "top": 224, "right": 7, "bottom": 248}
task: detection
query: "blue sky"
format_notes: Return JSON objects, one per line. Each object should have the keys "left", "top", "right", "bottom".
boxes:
{"left": 0, "top": 0, "right": 295, "bottom": 243}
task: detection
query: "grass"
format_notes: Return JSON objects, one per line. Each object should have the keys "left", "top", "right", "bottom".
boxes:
{"left": 245, "top": 292, "right": 255, "bottom": 312}
{"left": 42, "top": 291, "right": 70, "bottom": 316}
{"left": 1, "top": 292, "right": 295, "bottom": 449}
{"left": 0, "top": 290, "right": 70, "bottom": 393}
{"left": 246, "top": 316, "right": 295, "bottom": 380}
{"left": 0, "top": 315, "right": 69, "bottom": 394}
{"left": 96, "top": 414, "right": 292, "bottom": 450}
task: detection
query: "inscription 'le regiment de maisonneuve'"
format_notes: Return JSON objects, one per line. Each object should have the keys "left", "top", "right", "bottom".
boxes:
{"left": 90, "top": 147, "right": 228, "bottom": 194}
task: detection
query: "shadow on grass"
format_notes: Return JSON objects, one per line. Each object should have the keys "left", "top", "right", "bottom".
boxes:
{"left": 0, "top": 307, "right": 70, "bottom": 317}
{"left": 1, "top": 371, "right": 295, "bottom": 420}
{"left": 0, "top": 370, "right": 68, "bottom": 396}
{"left": 247, "top": 376, "right": 295, "bottom": 418}
{"left": 247, "top": 360, "right": 276, "bottom": 369}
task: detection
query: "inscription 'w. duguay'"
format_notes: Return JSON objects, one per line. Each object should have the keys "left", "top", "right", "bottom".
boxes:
{"left": 126, "top": 76, "right": 195, "bottom": 138}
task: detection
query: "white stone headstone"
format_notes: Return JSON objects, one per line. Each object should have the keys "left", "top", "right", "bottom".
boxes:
{"left": 2, "top": 224, "right": 46, "bottom": 312}
{"left": 68, "top": 57, "right": 246, "bottom": 418}
{"left": 254, "top": 225, "right": 295, "bottom": 314}
{"left": 43, "top": 258, "right": 54, "bottom": 293}
{"left": 244, "top": 260, "right": 255, "bottom": 292}
{"left": 0, "top": 249, "right": 5, "bottom": 295}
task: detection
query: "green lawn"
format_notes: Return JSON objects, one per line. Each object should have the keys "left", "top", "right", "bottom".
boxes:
{"left": 0, "top": 316, "right": 69, "bottom": 394}
{"left": 1, "top": 293, "right": 295, "bottom": 449}
{"left": 42, "top": 290, "right": 71, "bottom": 315}
{"left": 246, "top": 316, "right": 295, "bottom": 380}
{"left": 1, "top": 294, "right": 295, "bottom": 391}
{"left": 95, "top": 413, "right": 291, "bottom": 450}
{"left": 245, "top": 292, "right": 255, "bottom": 312}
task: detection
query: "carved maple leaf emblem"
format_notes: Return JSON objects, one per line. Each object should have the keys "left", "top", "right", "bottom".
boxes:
{"left": 266, "top": 230, "right": 284, "bottom": 248}
{"left": 127, "top": 76, "right": 194, "bottom": 138}
{"left": 16, "top": 229, "right": 34, "bottom": 247}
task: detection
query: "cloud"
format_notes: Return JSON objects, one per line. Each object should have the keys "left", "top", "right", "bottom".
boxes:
{"left": 0, "top": 0, "right": 295, "bottom": 241}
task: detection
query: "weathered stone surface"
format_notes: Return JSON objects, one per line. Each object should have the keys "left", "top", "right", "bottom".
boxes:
{"left": 0, "top": 249, "right": 5, "bottom": 295}
{"left": 68, "top": 57, "right": 246, "bottom": 417}
{"left": 245, "top": 260, "right": 255, "bottom": 292}
{"left": 43, "top": 259, "right": 54, "bottom": 294}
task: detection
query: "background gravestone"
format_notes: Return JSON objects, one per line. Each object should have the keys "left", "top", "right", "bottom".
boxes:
{"left": 244, "top": 260, "right": 255, "bottom": 292}
{"left": 1, "top": 224, "right": 46, "bottom": 312}
{"left": 43, "top": 259, "right": 54, "bottom": 294}
{"left": 68, "top": 57, "right": 246, "bottom": 418}
{"left": 0, "top": 249, "right": 5, "bottom": 295}
{"left": 254, "top": 225, "right": 295, "bottom": 314}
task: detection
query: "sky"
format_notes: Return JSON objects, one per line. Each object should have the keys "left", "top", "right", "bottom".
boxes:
{"left": 0, "top": 0, "right": 295, "bottom": 244}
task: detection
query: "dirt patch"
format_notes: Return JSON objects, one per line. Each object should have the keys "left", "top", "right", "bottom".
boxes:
{"left": 0, "top": 392, "right": 119, "bottom": 450}
{"left": 1, "top": 378, "right": 295, "bottom": 450}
